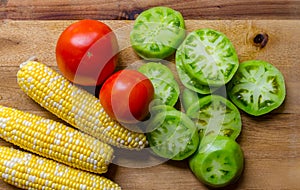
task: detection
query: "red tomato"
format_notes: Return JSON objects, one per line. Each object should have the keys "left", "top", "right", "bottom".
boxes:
{"left": 56, "top": 19, "right": 118, "bottom": 86}
{"left": 100, "top": 70, "right": 154, "bottom": 124}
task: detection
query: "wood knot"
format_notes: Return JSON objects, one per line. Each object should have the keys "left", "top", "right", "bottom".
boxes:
{"left": 118, "top": 9, "right": 143, "bottom": 20}
{"left": 253, "top": 33, "right": 269, "bottom": 48}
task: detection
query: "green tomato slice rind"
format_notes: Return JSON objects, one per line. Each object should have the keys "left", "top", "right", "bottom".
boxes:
{"left": 147, "top": 108, "right": 199, "bottom": 160}
{"left": 189, "top": 136, "right": 244, "bottom": 188}
{"left": 130, "top": 6, "right": 186, "bottom": 60}
{"left": 138, "top": 62, "right": 180, "bottom": 106}
{"left": 186, "top": 95, "right": 242, "bottom": 140}
{"left": 181, "top": 88, "right": 206, "bottom": 111}
{"left": 176, "top": 28, "right": 239, "bottom": 86}
{"left": 138, "top": 62, "right": 175, "bottom": 82}
{"left": 227, "top": 60, "right": 286, "bottom": 116}
{"left": 176, "top": 53, "right": 220, "bottom": 94}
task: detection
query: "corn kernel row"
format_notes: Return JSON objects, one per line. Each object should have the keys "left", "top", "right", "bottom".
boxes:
{"left": 0, "top": 105, "right": 113, "bottom": 174}
{"left": 17, "top": 61, "right": 147, "bottom": 150}
{"left": 0, "top": 146, "right": 121, "bottom": 190}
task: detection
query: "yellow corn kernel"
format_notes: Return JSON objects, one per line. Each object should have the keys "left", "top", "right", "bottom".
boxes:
{"left": 17, "top": 61, "right": 147, "bottom": 150}
{"left": 0, "top": 105, "right": 113, "bottom": 174}
{"left": 0, "top": 146, "right": 121, "bottom": 190}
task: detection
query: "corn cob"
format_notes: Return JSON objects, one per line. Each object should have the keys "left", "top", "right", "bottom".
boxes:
{"left": 17, "top": 60, "right": 147, "bottom": 150}
{"left": 0, "top": 146, "right": 121, "bottom": 190}
{"left": 0, "top": 105, "right": 113, "bottom": 174}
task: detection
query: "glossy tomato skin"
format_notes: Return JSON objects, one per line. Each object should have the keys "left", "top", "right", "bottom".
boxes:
{"left": 100, "top": 70, "right": 154, "bottom": 124}
{"left": 56, "top": 19, "right": 118, "bottom": 86}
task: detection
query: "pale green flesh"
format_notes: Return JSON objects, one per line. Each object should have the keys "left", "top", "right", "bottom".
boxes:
{"left": 201, "top": 151, "right": 236, "bottom": 184}
{"left": 158, "top": 121, "right": 194, "bottom": 158}
{"left": 132, "top": 22, "right": 180, "bottom": 50}
{"left": 182, "top": 88, "right": 205, "bottom": 111}
{"left": 230, "top": 65, "right": 281, "bottom": 110}
{"left": 138, "top": 62, "right": 175, "bottom": 82}
{"left": 187, "top": 95, "right": 241, "bottom": 140}
{"left": 147, "top": 110, "right": 198, "bottom": 160}
{"left": 189, "top": 136, "right": 244, "bottom": 188}
{"left": 138, "top": 62, "right": 180, "bottom": 106}
{"left": 177, "top": 29, "right": 238, "bottom": 86}
{"left": 176, "top": 54, "right": 219, "bottom": 94}
{"left": 149, "top": 115, "right": 191, "bottom": 156}
{"left": 130, "top": 7, "right": 185, "bottom": 59}
{"left": 151, "top": 78, "right": 179, "bottom": 106}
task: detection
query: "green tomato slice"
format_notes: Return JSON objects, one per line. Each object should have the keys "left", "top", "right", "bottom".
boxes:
{"left": 186, "top": 95, "right": 242, "bottom": 140}
{"left": 227, "top": 60, "right": 286, "bottom": 116}
{"left": 130, "top": 6, "right": 186, "bottom": 60}
{"left": 147, "top": 108, "right": 199, "bottom": 160}
{"left": 176, "top": 53, "right": 220, "bottom": 94}
{"left": 181, "top": 88, "right": 206, "bottom": 111}
{"left": 176, "top": 28, "right": 239, "bottom": 86}
{"left": 138, "top": 62, "right": 175, "bottom": 81}
{"left": 147, "top": 104, "right": 177, "bottom": 131}
{"left": 138, "top": 62, "right": 180, "bottom": 106}
{"left": 189, "top": 136, "right": 244, "bottom": 188}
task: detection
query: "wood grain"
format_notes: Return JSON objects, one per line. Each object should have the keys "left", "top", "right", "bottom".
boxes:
{"left": 0, "top": 0, "right": 300, "bottom": 20}
{"left": 0, "top": 20, "right": 300, "bottom": 189}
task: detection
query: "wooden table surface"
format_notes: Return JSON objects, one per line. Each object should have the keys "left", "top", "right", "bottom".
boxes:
{"left": 1, "top": 1, "right": 300, "bottom": 190}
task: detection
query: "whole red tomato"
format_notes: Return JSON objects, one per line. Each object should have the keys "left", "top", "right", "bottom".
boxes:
{"left": 56, "top": 19, "right": 118, "bottom": 86}
{"left": 100, "top": 70, "right": 154, "bottom": 124}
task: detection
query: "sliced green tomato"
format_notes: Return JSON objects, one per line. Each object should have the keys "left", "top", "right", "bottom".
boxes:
{"left": 227, "top": 60, "right": 286, "bottom": 116}
{"left": 146, "top": 104, "right": 176, "bottom": 129}
{"left": 176, "top": 28, "right": 239, "bottom": 86}
{"left": 189, "top": 136, "right": 244, "bottom": 188}
{"left": 176, "top": 54, "right": 220, "bottom": 94}
{"left": 186, "top": 95, "right": 241, "bottom": 140}
{"left": 147, "top": 109, "right": 199, "bottom": 160}
{"left": 130, "top": 6, "right": 186, "bottom": 60}
{"left": 181, "top": 88, "right": 206, "bottom": 111}
{"left": 150, "top": 104, "right": 176, "bottom": 115}
{"left": 138, "top": 62, "right": 175, "bottom": 82}
{"left": 138, "top": 62, "right": 180, "bottom": 106}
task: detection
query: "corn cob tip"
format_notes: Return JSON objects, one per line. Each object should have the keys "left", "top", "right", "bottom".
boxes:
{"left": 20, "top": 56, "right": 38, "bottom": 69}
